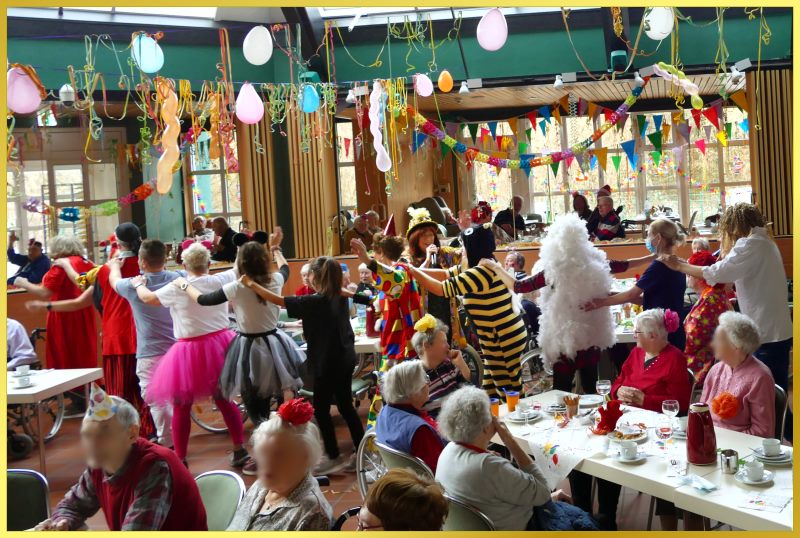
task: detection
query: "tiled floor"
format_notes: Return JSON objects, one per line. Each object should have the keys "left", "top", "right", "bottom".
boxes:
{"left": 10, "top": 389, "right": 791, "bottom": 531}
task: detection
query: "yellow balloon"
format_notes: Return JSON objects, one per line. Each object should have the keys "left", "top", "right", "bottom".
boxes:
{"left": 438, "top": 70, "right": 454, "bottom": 93}
{"left": 690, "top": 94, "right": 704, "bottom": 110}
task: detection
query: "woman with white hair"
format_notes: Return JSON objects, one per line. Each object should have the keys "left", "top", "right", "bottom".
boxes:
{"left": 572, "top": 308, "right": 691, "bottom": 530}
{"left": 411, "top": 314, "right": 470, "bottom": 418}
{"left": 375, "top": 359, "right": 445, "bottom": 472}
{"left": 227, "top": 399, "right": 333, "bottom": 530}
{"left": 435, "top": 386, "right": 584, "bottom": 531}
{"left": 295, "top": 263, "right": 314, "bottom": 296}
{"left": 16, "top": 235, "right": 97, "bottom": 370}
{"left": 133, "top": 242, "right": 247, "bottom": 469}
{"left": 700, "top": 312, "right": 775, "bottom": 437}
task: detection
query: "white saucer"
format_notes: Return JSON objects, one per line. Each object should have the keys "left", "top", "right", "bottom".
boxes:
{"left": 11, "top": 381, "right": 35, "bottom": 389}
{"left": 672, "top": 431, "right": 687, "bottom": 439}
{"left": 753, "top": 447, "right": 790, "bottom": 460}
{"left": 543, "top": 405, "right": 567, "bottom": 415}
{"left": 506, "top": 410, "right": 541, "bottom": 424}
{"left": 614, "top": 453, "right": 646, "bottom": 464}
{"left": 734, "top": 469, "right": 774, "bottom": 486}
{"left": 11, "top": 371, "right": 30, "bottom": 378}
{"left": 579, "top": 395, "right": 605, "bottom": 408}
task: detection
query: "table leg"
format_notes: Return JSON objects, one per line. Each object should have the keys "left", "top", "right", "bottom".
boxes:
{"left": 36, "top": 401, "right": 47, "bottom": 475}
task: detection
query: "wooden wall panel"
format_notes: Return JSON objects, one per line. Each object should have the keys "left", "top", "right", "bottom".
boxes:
{"left": 748, "top": 69, "right": 793, "bottom": 235}
{"left": 237, "top": 115, "right": 277, "bottom": 232}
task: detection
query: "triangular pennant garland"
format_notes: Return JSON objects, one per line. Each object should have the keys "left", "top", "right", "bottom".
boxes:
{"left": 691, "top": 108, "right": 702, "bottom": 128}
{"left": 695, "top": 139, "right": 706, "bottom": 155}
{"left": 487, "top": 121, "right": 498, "bottom": 141}
{"left": 725, "top": 122, "right": 733, "bottom": 141}
{"left": 539, "top": 106, "right": 551, "bottom": 123}
{"left": 704, "top": 125, "right": 713, "bottom": 141}
{"left": 730, "top": 90, "right": 750, "bottom": 114}
{"left": 507, "top": 117, "right": 518, "bottom": 139}
{"left": 593, "top": 147, "right": 608, "bottom": 172}
{"left": 716, "top": 130, "right": 728, "bottom": 147}
{"left": 637, "top": 116, "right": 648, "bottom": 137}
{"left": 653, "top": 115, "right": 663, "bottom": 133}
{"left": 651, "top": 151, "right": 661, "bottom": 167}
{"left": 468, "top": 123, "right": 479, "bottom": 144}
{"left": 611, "top": 155, "right": 622, "bottom": 172}
{"left": 647, "top": 132, "right": 663, "bottom": 153}
{"left": 620, "top": 139, "right": 637, "bottom": 167}
{"left": 662, "top": 123, "right": 671, "bottom": 143}
{"left": 702, "top": 106, "right": 720, "bottom": 130}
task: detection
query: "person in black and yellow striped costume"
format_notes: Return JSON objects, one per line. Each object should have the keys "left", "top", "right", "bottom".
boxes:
{"left": 409, "top": 223, "right": 528, "bottom": 399}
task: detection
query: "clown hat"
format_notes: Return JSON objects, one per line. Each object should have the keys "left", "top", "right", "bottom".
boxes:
{"left": 383, "top": 214, "right": 396, "bottom": 237}
{"left": 406, "top": 207, "right": 440, "bottom": 238}
{"left": 86, "top": 383, "right": 118, "bottom": 422}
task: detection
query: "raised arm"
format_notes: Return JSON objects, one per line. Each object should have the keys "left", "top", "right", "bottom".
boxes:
{"left": 107, "top": 256, "right": 126, "bottom": 291}
{"left": 241, "top": 275, "right": 286, "bottom": 307}
{"left": 407, "top": 265, "right": 445, "bottom": 296}
{"left": 12, "top": 277, "right": 53, "bottom": 299}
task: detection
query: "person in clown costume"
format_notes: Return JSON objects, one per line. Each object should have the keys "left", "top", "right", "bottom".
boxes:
{"left": 350, "top": 234, "right": 423, "bottom": 427}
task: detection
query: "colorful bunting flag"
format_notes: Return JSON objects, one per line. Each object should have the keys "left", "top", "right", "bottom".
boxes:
{"left": 676, "top": 122, "right": 691, "bottom": 142}
{"left": 520, "top": 153, "right": 535, "bottom": 176}
{"left": 565, "top": 154, "right": 575, "bottom": 169}
{"left": 647, "top": 132, "right": 663, "bottom": 153}
{"left": 527, "top": 111, "right": 538, "bottom": 128}
{"left": 620, "top": 139, "right": 637, "bottom": 167}
{"left": 704, "top": 125, "right": 713, "bottom": 141}
{"left": 480, "top": 127, "right": 490, "bottom": 146}
{"left": 702, "top": 106, "right": 720, "bottom": 130}
{"left": 496, "top": 134, "right": 504, "bottom": 150}
{"left": 507, "top": 117, "right": 518, "bottom": 138}
{"left": 695, "top": 139, "right": 706, "bottom": 155}
{"left": 611, "top": 155, "right": 622, "bottom": 172}
{"left": 593, "top": 147, "right": 608, "bottom": 171}
{"left": 487, "top": 121, "right": 498, "bottom": 141}
{"left": 725, "top": 122, "right": 733, "bottom": 141}
{"left": 691, "top": 108, "right": 702, "bottom": 128}
{"left": 730, "top": 90, "right": 750, "bottom": 113}
{"left": 441, "top": 142, "right": 451, "bottom": 157}
{"left": 662, "top": 123, "right": 671, "bottom": 143}
{"left": 539, "top": 119, "right": 548, "bottom": 135}
{"left": 552, "top": 106, "right": 562, "bottom": 124}
{"left": 558, "top": 95, "right": 570, "bottom": 112}
{"left": 653, "top": 115, "right": 663, "bottom": 133}
{"left": 539, "top": 106, "right": 551, "bottom": 123}
{"left": 603, "top": 108, "right": 614, "bottom": 123}
{"left": 526, "top": 127, "right": 532, "bottom": 140}
{"left": 549, "top": 160, "right": 560, "bottom": 177}
{"left": 739, "top": 118, "right": 749, "bottom": 134}
{"left": 587, "top": 101, "right": 597, "bottom": 118}
{"left": 716, "top": 130, "right": 728, "bottom": 147}
{"left": 617, "top": 112, "right": 629, "bottom": 132}
{"left": 672, "top": 111, "right": 684, "bottom": 125}
{"left": 412, "top": 131, "right": 428, "bottom": 153}
{"left": 468, "top": 123, "right": 479, "bottom": 144}
{"left": 590, "top": 155, "right": 597, "bottom": 170}
{"left": 518, "top": 142, "right": 528, "bottom": 156}
{"left": 637, "top": 116, "right": 648, "bottom": 137}
{"left": 344, "top": 137, "right": 351, "bottom": 157}
{"left": 651, "top": 151, "right": 661, "bottom": 167}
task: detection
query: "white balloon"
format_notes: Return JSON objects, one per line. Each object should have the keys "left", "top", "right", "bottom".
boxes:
{"left": 644, "top": 7, "right": 674, "bottom": 41}
{"left": 414, "top": 74, "right": 434, "bottom": 97}
{"left": 369, "top": 81, "right": 392, "bottom": 173}
{"left": 243, "top": 25, "right": 274, "bottom": 65}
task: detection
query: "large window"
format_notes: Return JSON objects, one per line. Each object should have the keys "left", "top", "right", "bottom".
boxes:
{"left": 186, "top": 132, "right": 242, "bottom": 232}
{"left": 334, "top": 120, "right": 357, "bottom": 211}
{"left": 462, "top": 105, "right": 751, "bottom": 226}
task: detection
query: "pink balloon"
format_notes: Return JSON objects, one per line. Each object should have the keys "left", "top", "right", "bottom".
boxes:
{"left": 7, "top": 68, "right": 42, "bottom": 115}
{"left": 235, "top": 82, "right": 264, "bottom": 124}
{"left": 477, "top": 8, "right": 508, "bottom": 52}
{"left": 414, "top": 73, "right": 434, "bottom": 97}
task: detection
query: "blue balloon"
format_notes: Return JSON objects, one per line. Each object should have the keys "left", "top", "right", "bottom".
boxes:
{"left": 300, "top": 84, "right": 320, "bottom": 114}
{"left": 131, "top": 34, "right": 165, "bottom": 74}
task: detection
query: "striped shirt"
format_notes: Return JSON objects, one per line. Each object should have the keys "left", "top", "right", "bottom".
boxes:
{"left": 423, "top": 360, "right": 467, "bottom": 418}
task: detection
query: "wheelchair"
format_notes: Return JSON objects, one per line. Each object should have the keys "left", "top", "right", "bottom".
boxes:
{"left": 8, "top": 329, "right": 66, "bottom": 460}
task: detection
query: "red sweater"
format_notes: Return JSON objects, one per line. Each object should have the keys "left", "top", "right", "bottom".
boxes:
{"left": 90, "top": 439, "right": 207, "bottom": 531}
{"left": 611, "top": 345, "right": 691, "bottom": 413}
{"left": 96, "top": 256, "right": 139, "bottom": 356}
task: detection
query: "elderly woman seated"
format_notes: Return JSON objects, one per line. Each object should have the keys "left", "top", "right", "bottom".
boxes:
{"left": 435, "top": 386, "right": 588, "bottom": 531}
{"left": 227, "top": 399, "right": 333, "bottom": 531}
{"left": 701, "top": 311, "right": 775, "bottom": 437}
{"left": 357, "top": 469, "right": 449, "bottom": 531}
{"left": 375, "top": 360, "right": 446, "bottom": 472}
{"left": 571, "top": 308, "right": 692, "bottom": 530}
{"left": 411, "top": 314, "right": 471, "bottom": 418}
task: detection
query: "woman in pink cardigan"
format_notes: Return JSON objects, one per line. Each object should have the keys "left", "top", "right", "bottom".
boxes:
{"left": 700, "top": 311, "right": 775, "bottom": 438}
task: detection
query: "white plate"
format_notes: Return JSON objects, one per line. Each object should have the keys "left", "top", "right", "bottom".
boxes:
{"left": 752, "top": 447, "right": 790, "bottom": 460}
{"left": 614, "top": 453, "right": 647, "bottom": 464}
{"left": 672, "top": 431, "right": 687, "bottom": 439}
{"left": 10, "top": 381, "right": 35, "bottom": 389}
{"left": 543, "top": 405, "right": 567, "bottom": 415}
{"left": 755, "top": 457, "right": 792, "bottom": 467}
{"left": 579, "top": 395, "right": 605, "bottom": 408}
{"left": 11, "top": 371, "right": 30, "bottom": 377}
{"left": 505, "top": 410, "right": 541, "bottom": 423}
{"left": 607, "top": 429, "right": 648, "bottom": 443}
{"left": 734, "top": 469, "right": 774, "bottom": 486}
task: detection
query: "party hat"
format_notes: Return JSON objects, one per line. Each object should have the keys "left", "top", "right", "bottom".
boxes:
{"left": 86, "top": 382, "right": 118, "bottom": 421}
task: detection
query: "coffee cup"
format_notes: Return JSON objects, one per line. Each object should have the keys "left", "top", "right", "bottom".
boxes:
{"left": 619, "top": 440, "right": 638, "bottom": 460}
{"left": 15, "top": 375, "right": 32, "bottom": 388}
{"left": 15, "top": 365, "right": 30, "bottom": 376}
{"left": 762, "top": 438, "right": 782, "bottom": 457}
{"left": 676, "top": 416, "right": 688, "bottom": 432}
{"left": 745, "top": 460, "right": 764, "bottom": 481}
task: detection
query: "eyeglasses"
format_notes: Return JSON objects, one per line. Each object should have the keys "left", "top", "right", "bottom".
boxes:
{"left": 356, "top": 517, "right": 383, "bottom": 531}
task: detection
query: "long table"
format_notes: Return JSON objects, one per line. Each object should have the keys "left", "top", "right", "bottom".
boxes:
{"left": 8, "top": 368, "right": 103, "bottom": 476}
{"left": 493, "top": 390, "right": 793, "bottom": 531}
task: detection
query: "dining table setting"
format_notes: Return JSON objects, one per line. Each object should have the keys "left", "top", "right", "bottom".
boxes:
{"left": 492, "top": 389, "right": 793, "bottom": 531}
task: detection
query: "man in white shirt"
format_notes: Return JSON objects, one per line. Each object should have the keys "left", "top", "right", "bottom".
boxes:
{"left": 7, "top": 319, "right": 38, "bottom": 370}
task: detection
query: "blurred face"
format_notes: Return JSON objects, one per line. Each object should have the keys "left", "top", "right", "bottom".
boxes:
{"left": 366, "top": 213, "right": 379, "bottom": 228}
{"left": 192, "top": 218, "right": 205, "bottom": 232}
{"left": 423, "top": 330, "right": 450, "bottom": 364}
{"left": 598, "top": 198, "right": 613, "bottom": 217}
{"left": 80, "top": 417, "right": 137, "bottom": 472}
{"left": 301, "top": 269, "right": 311, "bottom": 287}
{"left": 357, "top": 506, "right": 383, "bottom": 531}
{"left": 512, "top": 197, "right": 523, "bottom": 212}
{"left": 354, "top": 218, "right": 368, "bottom": 234}
{"left": 634, "top": 323, "right": 665, "bottom": 355}
{"left": 27, "top": 243, "right": 42, "bottom": 260}
{"left": 504, "top": 254, "right": 520, "bottom": 271}
{"left": 419, "top": 229, "right": 436, "bottom": 250}
{"left": 212, "top": 220, "right": 226, "bottom": 236}
{"left": 254, "top": 431, "right": 309, "bottom": 495}
{"left": 711, "top": 328, "right": 741, "bottom": 365}
{"left": 359, "top": 267, "right": 372, "bottom": 284}
{"left": 574, "top": 197, "right": 587, "bottom": 211}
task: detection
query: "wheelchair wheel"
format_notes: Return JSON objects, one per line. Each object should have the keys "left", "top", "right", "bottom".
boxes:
{"left": 356, "top": 431, "right": 387, "bottom": 500}
{"left": 14, "top": 394, "right": 65, "bottom": 443}
{"left": 189, "top": 396, "right": 249, "bottom": 433}
{"left": 460, "top": 345, "right": 484, "bottom": 388}
{"left": 9, "top": 432, "right": 34, "bottom": 460}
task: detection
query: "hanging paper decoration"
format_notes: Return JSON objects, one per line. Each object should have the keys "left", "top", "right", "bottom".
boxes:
{"left": 468, "top": 123, "right": 479, "bottom": 144}
{"left": 242, "top": 25, "right": 274, "bottom": 65}
{"left": 690, "top": 109, "right": 702, "bottom": 129}
{"left": 507, "top": 117, "right": 518, "bottom": 138}
{"left": 414, "top": 73, "right": 434, "bottom": 97}
{"left": 650, "top": 151, "right": 661, "bottom": 167}
{"left": 653, "top": 115, "right": 663, "bottom": 133}
{"left": 412, "top": 131, "right": 428, "bottom": 153}
{"left": 647, "top": 132, "right": 663, "bottom": 153}
{"left": 676, "top": 122, "right": 691, "bottom": 142}
{"left": 594, "top": 147, "right": 608, "bottom": 171}
{"left": 156, "top": 77, "right": 180, "bottom": 194}
{"left": 652, "top": 62, "right": 703, "bottom": 109}
{"left": 551, "top": 106, "right": 562, "bottom": 124}
{"left": 235, "top": 82, "right": 265, "bottom": 124}
{"left": 620, "top": 139, "right": 637, "bottom": 167}
{"left": 526, "top": 111, "right": 538, "bottom": 129}
{"left": 476, "top": 8, "right": 508, "bottom": 51}
{"left": 344, "top": 137, "right": 351, "bottom": 157}
{"left": 480, "top": 127, "right": 490, "bottom": 146}
{"left": 58, "top": 207, "right": 81, "bottom": 222}
{"left": 131, "top": 33, "right": 165, "bottom": 74}
{"left": 617, "top": 112, "right": 629, "bottom": 132}
{"left": 725, "top": 122, "right": 733, "bottom": 141}
{"left": 539, "top": 119, "right": 548, "bottom": 135}
{"left": 407, "top": 76, "right": 649, "bottom": 171}
{"left": 702, "top": 106, "right": 720, "bottom": 130}
{"left": 525, "top": 127, "right": 532, "bottom": 140}
{"left": 369, "top": 81, "right": 392, "bottom": 172}
{"left": 587, "top": 101, "right": 597, "bottom": 118}
{"left": 695, "top": 139, "right": 706, "bottom": 155}
{"left": 611, "top": 155, "right": 622, "bottom": 172}
{"left": 637, "top": 116, "right": 648, "bottom": 137}
{"left": 716, "top": 130, "right": 728, "bottom": 147}
{"left": 730, "top": 91, "right": 750, "bottom": 113}
{"left": 589, "top": 155, "right": 597, "bottom": 170}
{"left": 550, "top": 161, "right": 560, "bottom": 177}
{"left": 538, "top": 106, "right": 551, "bottom": 123}
{"left": 487, "top": 121, "right": 498, "bottom": 141}
{"left": 703, "top": 125, "right": 713, "bottom": 140}
{"left": 496, "top": 134, "right": 505, "bottom": 150}
{"left": 7, "top": 65, "right": 46, "bottom": 115}
{"left": 662, "top": 122, "right": 671, "bottom": 143}
{"left": 518, "top": 141, "right": 528, "bottom": 155}
{"left": 739, "top": 118, "right": 749, "bottom": 134}
{"left": 565, "top": 154, "right": 575, "bottom": 169}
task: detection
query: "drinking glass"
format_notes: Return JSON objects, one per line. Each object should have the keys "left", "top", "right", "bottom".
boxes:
{"left": 517, "top": 400, "right": 533, "bottom": 428}
{"left": 596, "top": 380, "right": 611, "bottom": 402}
{"left": 656, "top": 418, "right": 673, "bottom": 453}
{"left": 662, "top": 399, "right": 679, "bottom": 429}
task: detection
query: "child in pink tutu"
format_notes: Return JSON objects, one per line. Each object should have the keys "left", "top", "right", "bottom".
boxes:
{"left": 132, "top": 241, "right": 248, "bottom": 469}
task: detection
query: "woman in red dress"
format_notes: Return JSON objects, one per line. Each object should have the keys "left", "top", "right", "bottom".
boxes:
{"left": 16, "top": 235, "right": 97, "bottom": 369}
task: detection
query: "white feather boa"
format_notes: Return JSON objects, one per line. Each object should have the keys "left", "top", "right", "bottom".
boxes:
{"left": 534, "top": 213, "right": 617, "bottom": 370}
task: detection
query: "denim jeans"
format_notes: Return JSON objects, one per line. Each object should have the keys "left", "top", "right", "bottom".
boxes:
{"left": 754, "top": 338, "right": 793, "bottom": 441}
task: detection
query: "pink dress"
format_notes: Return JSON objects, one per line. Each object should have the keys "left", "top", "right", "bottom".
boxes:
{"left": 699, "top": 355, "right": 776, "bottom": 438}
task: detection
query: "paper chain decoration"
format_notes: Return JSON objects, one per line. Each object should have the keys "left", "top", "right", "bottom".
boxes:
{"left": 409, "top": 76, "right": 650, "bottom": 170}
